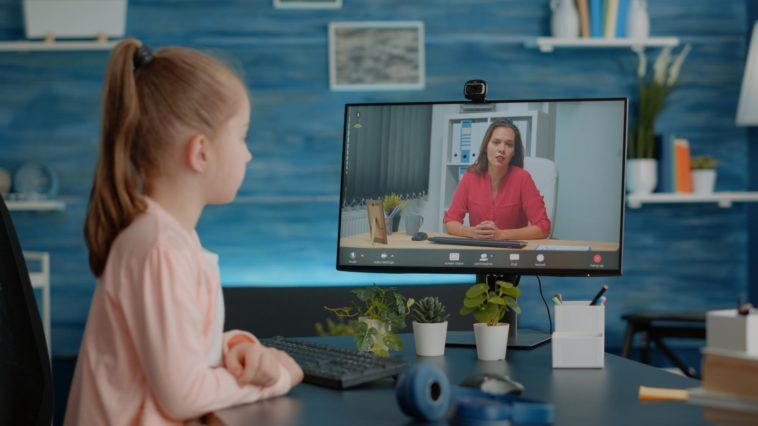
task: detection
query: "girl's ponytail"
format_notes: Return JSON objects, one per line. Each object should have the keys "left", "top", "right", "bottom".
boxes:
{"left": 84, "top": 39, "right": 145, "bottom": 277}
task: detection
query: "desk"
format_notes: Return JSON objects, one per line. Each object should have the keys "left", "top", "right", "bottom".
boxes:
{"left": 210, "top": 335, "right": 709, "bottom": 426}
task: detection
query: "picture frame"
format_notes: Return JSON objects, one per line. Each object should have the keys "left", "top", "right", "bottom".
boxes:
{"left": 366, "top": 200, "right": 388, "bottom": 245}
{"left": 329, "top": 21, "right": 425, "bottom": 91}
{"left": 273, "top": 0, "right": 341, "bottom": 9}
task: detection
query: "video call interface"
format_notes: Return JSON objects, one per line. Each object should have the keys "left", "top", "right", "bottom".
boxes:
{"left": 337, "top": 99, "right": 627, "bottom": 276}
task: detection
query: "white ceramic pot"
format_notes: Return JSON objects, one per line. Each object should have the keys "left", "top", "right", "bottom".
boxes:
{"left": 692, "top": 169, "right": 717, "bottom": 194}
{"left": 359, "top": 317, "right": 388, "bottom": 352}
{"left": 473, "top": 322, "right": 510, "bottom": 361}
{"left": 550, "top": 0, "right": 580, "bottom": 38}
{"left": 412, "top": 321, "right": 448, "bottom": 357}
{"left": 626, "top": 158, "right": 658, "bottom": 194}
{"left": 627, "top": 0, "right": 650, "bottom": 39}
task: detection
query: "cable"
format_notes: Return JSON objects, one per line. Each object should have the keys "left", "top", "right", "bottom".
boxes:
{"left": 536, "top": 275, "right": 552, "bottom": 333}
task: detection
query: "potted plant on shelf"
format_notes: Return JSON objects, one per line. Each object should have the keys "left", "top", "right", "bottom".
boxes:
{"left": 460, "top": 280, "right": 521, "bottom": 361}
{"left": 326, "top": 285, "right": 414, "bottom": 357}
{"left": 627, "top": 44, "right": 692, "bottom": 195}
{"left": 411, "top": 296, "right": 450, "bottom": 357}
{"left": 690, "top": 155, "right": 718, "bottom": 194}
{"left": 382, "top": 193, "right": 406, "bottom": 233}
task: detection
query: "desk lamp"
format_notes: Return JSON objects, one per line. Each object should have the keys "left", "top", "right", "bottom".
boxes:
{"left": 737, "top": 21, "right": 758, "bottom": 126}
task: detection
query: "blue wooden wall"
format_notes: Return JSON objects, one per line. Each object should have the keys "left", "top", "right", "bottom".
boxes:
{"left": 0, "top": 0, "right": 753, "bottom": 357}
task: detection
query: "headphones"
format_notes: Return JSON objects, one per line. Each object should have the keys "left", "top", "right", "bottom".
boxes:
{"left": 395, "top": 362, "right": 554, "bottom": 424}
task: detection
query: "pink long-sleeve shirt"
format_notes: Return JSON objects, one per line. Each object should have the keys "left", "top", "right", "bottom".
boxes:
{"left": 65, "top": 198, "right": 293, "bottom": 425}
{"left": 443, "top": 167, "right": 551, "bottom": 235}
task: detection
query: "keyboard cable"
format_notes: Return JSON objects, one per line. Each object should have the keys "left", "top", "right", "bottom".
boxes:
{"left": 536, "top": 275, "right": 553, "bottom": 333}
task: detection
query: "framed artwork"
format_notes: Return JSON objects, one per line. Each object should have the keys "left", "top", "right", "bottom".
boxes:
{"left": 366, "top": 200, "right": 388, "bottom": 244}
{"left": 274, "top": 0, "right": 342, "bottom": 9}
{"left": 329, "top": 21, "right": 425, "bottom": 91}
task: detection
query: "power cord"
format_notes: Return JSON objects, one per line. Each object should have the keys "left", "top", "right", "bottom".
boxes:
{"left": 536, "top": 275, "right": 553, "bottom": 333}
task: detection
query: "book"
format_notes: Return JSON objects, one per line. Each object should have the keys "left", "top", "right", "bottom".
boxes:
{"left": 577, "top": 0, "right": 590, "bottom": 38}
{"left": 616, "top": 0, "right": 630, "bottom": 37}
{"left": 673, "top": 138, "right": 693, "bottom": 193}
{"left": 654, "top": 133, "right": 672, "bottom": 192}
{"left": 701, "top": 348, "right": 758, "bottom": 399}
{"left": 589, "top": 0, "right": 603, "bottom": 37}
{"left": 604, "top": 0, "right": 619, "bottom": 38}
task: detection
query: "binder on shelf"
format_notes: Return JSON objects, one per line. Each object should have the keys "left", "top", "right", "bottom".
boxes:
{"left": 604, "top": 0, "right": 619, "bottom": 38}
{"left": 577, "top": 0, "right": 590, "bottom": 38}
{"left": 460, "top": 120, "right": 472, "bottom": 163}
{"left": 589, "top": 0, "right": 603, "bottom": 38}
{"left": 616, "top": 0, "right": 630, "bottom": 37}
{"left": 451, "top": 122, "right": 462, "bottom": 162}
{"left": 673, "top": 138, "right": 693, "bottom": 193}
{"left": 655, "top": 133, "right": 673, "bottom": 193}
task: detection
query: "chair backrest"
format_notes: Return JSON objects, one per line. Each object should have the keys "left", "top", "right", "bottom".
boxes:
{"left": 523, "top": 157, "right": 558, "bottom": 235}
{"left": 0, "top": 195, "right": 53, "bottom": 426}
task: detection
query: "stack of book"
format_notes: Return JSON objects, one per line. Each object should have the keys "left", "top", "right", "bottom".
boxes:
{"left": 694, "top": 348, "right": 758, "bottom": 424}
{"left": 656, "top": 135, "right": 693, "bottom": 193}
{"left": 576, "top": 0, "right": 631, "bottom": 38}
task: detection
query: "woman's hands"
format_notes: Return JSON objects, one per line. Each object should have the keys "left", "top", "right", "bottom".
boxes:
{"left": 472, "top": 220, "right": 498, "bottom": 239}
{"left": 225, "top": 342, "right": 304, "bottom": 388}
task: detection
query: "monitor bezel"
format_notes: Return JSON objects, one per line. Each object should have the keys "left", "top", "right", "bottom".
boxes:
{"left": 335, "top": 97, "right": 628, "bottom": 277}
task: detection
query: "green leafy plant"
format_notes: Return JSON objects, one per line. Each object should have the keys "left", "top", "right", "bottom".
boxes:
{"left": 411, "top": 296, "right": 450, "bottom": 324}
{"left": 314, "top": 317, "right": 357, "bottom": 337}
{"left": 691, "top": 155, "right": 718, "bottom": 170}
{"left": 630, "top": 44, "right": 692, "bottom": 159}
{"left": 382, "top": 193, "right": 406, "bottom": 215}
{"left": 460, "top": 281, "right": 521, "bottom": 326}
{"left": 325, "top": 285, "right": 414, "bottom": 356}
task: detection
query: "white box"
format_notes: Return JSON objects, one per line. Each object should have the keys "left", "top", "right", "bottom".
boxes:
{"left": 552, "top": 301, "right": 605, "bottom": 368}
{"left": 706, "top": 309, "right": 758, "bottom": 355}
{"left": 23, "top": 0, "right": 127, "bottom": 39}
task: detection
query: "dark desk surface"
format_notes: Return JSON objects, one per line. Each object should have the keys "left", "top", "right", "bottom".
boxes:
{"left": 211, "top": 334, "right": 710, "bottom": 426}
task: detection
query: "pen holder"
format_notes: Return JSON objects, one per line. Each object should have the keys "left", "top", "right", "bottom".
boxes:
{"left": 706, "top": 309, "right": 758, "bottom": 355}
{"left": 552, "top": 301, "right": 604, "bottom": 368}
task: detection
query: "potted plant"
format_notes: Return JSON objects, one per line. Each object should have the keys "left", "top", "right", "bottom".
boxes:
{"left": 460, "top": 280, "right": 521, "bottom": 361}
{"left": 326, "top": 285, "right": 414, "bottom": 357}
{"left": 411, "top": 296, "right": 450, "bottom": 356}
{"left": 691, "top": 155, "right": 718, "bottom": 194}
{"left": 382, "top": 193, "right": 406, "bottom": 233}
{"left": 627, "top": 44, "right": 692, "bottom": 195}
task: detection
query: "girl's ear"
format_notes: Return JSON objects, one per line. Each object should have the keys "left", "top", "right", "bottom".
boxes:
{"left": 186, "top": 133, "right": 210, "bottom": 173}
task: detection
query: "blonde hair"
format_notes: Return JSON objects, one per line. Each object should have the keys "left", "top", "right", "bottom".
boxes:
{"left": 468, "top": 119, "right": 524, "bottom": 173}
{"left": 85, "top": 38, "right": 246, "bottom": 277}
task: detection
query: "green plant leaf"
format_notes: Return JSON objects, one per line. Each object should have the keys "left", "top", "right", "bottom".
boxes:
{"left": 465, "top": 283, "right": 488, "bottom": 298}
{"left": 384, "top": 334, "right": 403, "bottom": 351}
{"left": 489, "top": 296, "right": 506, "bottom": 305}
{"left": 463, "top": 295, "right": 485, "bottom": 308}
{"left": 460, "top": 305, "right": 475, "bottom": 316}
{"left": 473, "top": 303, "right": 499, "bottom": 324}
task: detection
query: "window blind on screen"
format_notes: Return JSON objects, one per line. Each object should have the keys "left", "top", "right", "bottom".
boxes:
{"left": 343, "top": 105, "right": 432, "bottom": 206}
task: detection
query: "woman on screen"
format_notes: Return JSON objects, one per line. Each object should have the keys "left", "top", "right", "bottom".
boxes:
{"left": 443, "top": 119, "right": 551, "bottom": 240}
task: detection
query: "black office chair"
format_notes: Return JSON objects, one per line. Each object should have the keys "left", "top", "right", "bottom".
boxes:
{"left": 0, "top": 194, "right": 54, "bottom": 425}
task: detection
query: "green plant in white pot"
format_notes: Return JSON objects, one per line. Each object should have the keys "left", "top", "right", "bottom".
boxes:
{"left": 460, "top": 281, "right": 521, "bottom": 361}
{"left": 690, "top": 155, "right": 718, "bottom": 194}
{"left": 411, "top": 296, "right": 450, "bottom": 357}
{"left": 326, "top": 285, "right": 414, "bottom": 357}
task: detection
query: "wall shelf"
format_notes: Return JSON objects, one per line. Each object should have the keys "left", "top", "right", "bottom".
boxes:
{"left": 626, "top": 192, "right": 758, "bottom": 209}
{"left": 6, "top": 199, "right": 66, "bottom": 211}
{"left": 0, "top": 39, "right": 117, "bottom": 52}
{"left": 526, "top": 37, "right": 680, "bottom": 53}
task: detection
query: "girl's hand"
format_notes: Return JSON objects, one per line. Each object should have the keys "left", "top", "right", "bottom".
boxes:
{"left": 271, "top": 349, "right": 304, "bottom": 387}
{"left": 225, "top": 342, "right": 281, "bottom": 387}
{"left": 473, "top": 221, "right": 497, "bottom": 240}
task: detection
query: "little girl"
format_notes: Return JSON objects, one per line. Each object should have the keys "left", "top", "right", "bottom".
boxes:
{"left": 65, "top": 39, "right": 303, "bottom": 425}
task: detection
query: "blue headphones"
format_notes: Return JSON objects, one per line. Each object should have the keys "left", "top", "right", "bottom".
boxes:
{"left": 395, "top": 362, "right": 554, "bottom": 424}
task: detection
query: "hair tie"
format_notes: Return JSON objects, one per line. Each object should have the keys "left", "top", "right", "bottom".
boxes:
{"left": 133, "top": 45, "right": 154, "bottom": 70}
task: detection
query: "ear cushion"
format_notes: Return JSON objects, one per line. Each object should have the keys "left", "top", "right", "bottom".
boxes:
{"left": 395, "top": 362, "right": 451, "bottom": 421}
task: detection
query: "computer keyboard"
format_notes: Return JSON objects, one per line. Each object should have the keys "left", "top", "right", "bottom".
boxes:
{"left": 260, "top": 336, "right": 407, "bottom": 389}
{"left": 428, "top": 236, "right": 527, "bottom": 249}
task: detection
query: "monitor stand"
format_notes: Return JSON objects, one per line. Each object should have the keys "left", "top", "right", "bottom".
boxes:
{"left": 446, "top": 273, "right": 552, "bottom": 350}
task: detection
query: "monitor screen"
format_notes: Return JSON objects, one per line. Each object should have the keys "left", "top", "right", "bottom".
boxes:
{"left": 336, "top": 98, "right": 627, "bottom": 277}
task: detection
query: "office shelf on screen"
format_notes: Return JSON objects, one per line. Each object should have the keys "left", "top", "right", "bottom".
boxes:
{"left": 526, "top": 37, "right": 679, "bottom": 53}
{"left": 626, "top": 192, "right": 758, "bottom": 209}
{"left": 6, "top": 199, "right": 66, "bottom": 211}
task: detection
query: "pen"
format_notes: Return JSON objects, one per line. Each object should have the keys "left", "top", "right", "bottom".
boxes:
{"left": 551, "top": 295, "right": 562, "bottom": 306}
{"left": 599, "top": 296, "right": 607, "bottom": 306}
{"left": 589, "top": 285, "right": 608, "bottom": 306}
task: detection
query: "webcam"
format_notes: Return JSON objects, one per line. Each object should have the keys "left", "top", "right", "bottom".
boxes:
{"left": 464, "top": 79, "right": 487, "bottom": 103}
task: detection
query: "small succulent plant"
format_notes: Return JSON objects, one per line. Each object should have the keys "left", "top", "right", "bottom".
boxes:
{"left": 411, "top": 296, "right": 450, "bottom": 324}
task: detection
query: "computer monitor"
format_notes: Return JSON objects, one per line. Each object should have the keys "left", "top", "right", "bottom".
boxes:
{"left": 336, "top": 98, "right": 627, "bottom": 280}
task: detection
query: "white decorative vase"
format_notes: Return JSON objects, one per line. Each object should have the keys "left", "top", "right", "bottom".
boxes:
{"left": 626, "top": 158, "right": 658, "bottom": 194}
{"left": 627, "top": 0, "right": 650, "bottom": 39}
{"left": 412, "top": 321, "right": 448, "bottom": 357}
{"left": 359, "top": 317, "right": 388, "bottom": 352}
{"left": 692, "top": 169, "right": 717, "bottom": 194}
{"left": 473, "top": 322, "right": 510, "bottom": 361}
{"left": 550, "top": 0, "right": 580, "bottom": 39}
